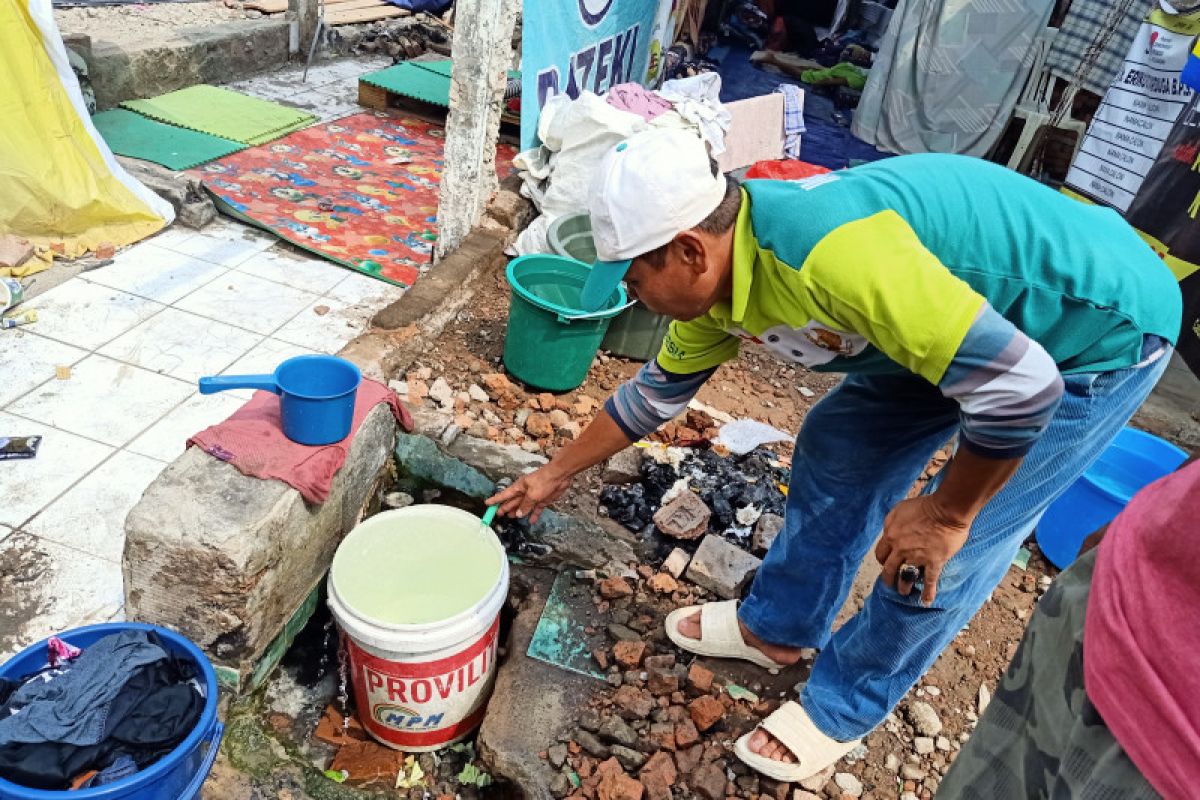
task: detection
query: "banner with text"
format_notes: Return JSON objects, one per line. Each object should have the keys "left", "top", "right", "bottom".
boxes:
{"left": 1065, "top": 9, "right": 1200, "bottom": 212}
{"left": 1064, "top": 9, "right": 1200, "bottom": 376}
{"left": 521, "top": 0, "right": 659, "bottom": 150}
{"left": 1121, "top": 93, "right": 1200, "bottom": 374}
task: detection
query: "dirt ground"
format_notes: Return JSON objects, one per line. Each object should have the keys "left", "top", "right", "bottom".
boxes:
{"left": 56, "top": 0, "right": 252, "bottom": 47}
{"left": 381, "top": 265, "right": 1057, "bottom": 799}
{"left": 197, "top": 257, "right": 1059, "bottom": 799}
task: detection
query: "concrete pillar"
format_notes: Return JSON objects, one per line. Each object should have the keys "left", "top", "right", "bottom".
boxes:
{"left": 288, "top": 0, "right": 320, "bottom": 57}
{"left": 434, "top": 0, "right": 520, "bottom": 259}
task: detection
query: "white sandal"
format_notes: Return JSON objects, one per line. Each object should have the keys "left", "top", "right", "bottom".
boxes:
{"left": 664, "top": 600, "right": 787, "bottom": 671}
{"left": 733, "top": 701, "right": 862, "bottom": 782}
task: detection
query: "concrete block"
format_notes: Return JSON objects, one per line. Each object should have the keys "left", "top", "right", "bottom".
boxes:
{"left": 662, "top": 548, "right": 690, "bottom": 579}
{"left": 371, "top": 227, "right": 506, "bottom": 330}
{"left": 752, "top": 513, "right": 784, "bottom": 554}
{"left": 123, "top": 403, "right": 399, "bottom": 689}
{"left": 487, "top": 176, "right": 535, "bottom": 231}
{"left": 685, "top": 535, "right": 761, "bottom": 599}
{"left": 602, "top": 448, "right": 643, "bottom": 485}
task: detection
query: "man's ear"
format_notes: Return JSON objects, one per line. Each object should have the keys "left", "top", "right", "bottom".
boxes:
{"left": 673, "top": 230, "right": 708, "bottom": 275}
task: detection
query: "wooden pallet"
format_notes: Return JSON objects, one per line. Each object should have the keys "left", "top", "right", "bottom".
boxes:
{"left": 327, "top": 3, "right": 408, "bottom": 24}
{"left": 225, "top": 0, "right": 407, "bottom": 23}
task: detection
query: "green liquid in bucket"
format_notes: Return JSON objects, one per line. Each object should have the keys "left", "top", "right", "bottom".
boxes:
{"left": 332, "top": 508, "right": 502, "bottom": 626}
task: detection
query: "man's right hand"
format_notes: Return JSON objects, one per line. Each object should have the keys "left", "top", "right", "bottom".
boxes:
{"left": 487, "top": 464, "right": 574, "bottom": 524}
{"left": 487, "top": 408, "right": 636, "bottom": 523}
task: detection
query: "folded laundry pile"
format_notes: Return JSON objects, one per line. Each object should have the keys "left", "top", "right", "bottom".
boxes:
{"left": 0, "top": 630, "right": 203, "bottom": 790}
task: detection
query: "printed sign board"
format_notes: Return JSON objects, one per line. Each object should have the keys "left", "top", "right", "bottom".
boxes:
{"left": 1065, "top": 9, "right": 1200, "bottom": 212}
{"left": 520, "top": 0, "right": 661, "bottom": 150}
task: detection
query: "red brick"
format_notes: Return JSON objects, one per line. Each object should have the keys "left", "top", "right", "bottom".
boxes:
{"left": 647, "top": 572, "right": 679, "bottom": 594}
{"left": 599, "top": 577, "right": 634, "bottom": 600}
{"left": 687, "top": 663, "right": 714, "bottom": 693}
{"left": 674, "top": 718, "right": 700, "bottom": 749}
{"left": 612, "top": 640, "right": 646, "bottom": 669}
{"left": 691, "top": 763, "right": 727, "bottom": 800}
{"left": 647, "top": 666, "right": 679, "bottom": 697}
{"left": 613, "top": 686, "right": 654, "bottom": 719}
{"left": 673, "top": 744, "right": 703, "bottom": 776}
{"left": 329, "top": 740, "right": 406, "bottom": 785}
{"left": 639, "top": 751, "right": 678, "bottom": 800}
{"left": 688, "top": 695, "right": 725, "bottom": 732}
{"left": 597, "top": 773, "right": 643, "bottom": 800}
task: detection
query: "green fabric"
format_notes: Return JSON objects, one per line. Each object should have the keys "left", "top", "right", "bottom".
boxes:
{"left": 800, "top": 62, "right": 869, "bottom": 90}
{"left": 121, "top": 85, "right": 317, "bottom": 146}
{"left": 361, "top": 60, "right": 521, "bottom": 108}
{"left": 658, "top": 154, "right": 1182, "bottom": 379}
{"left": 92, "top": 109, "right": 245, "bottom": 170}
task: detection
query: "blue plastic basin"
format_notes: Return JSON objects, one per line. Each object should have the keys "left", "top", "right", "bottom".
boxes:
{"left": 1037, "top": 427, "right": 1188, "bottom": 569}
{"left": 0, "top": 623, "right": 223, "bottom": 800}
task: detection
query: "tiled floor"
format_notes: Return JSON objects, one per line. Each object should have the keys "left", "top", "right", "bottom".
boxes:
{"left": 0, "top": 57, "right": 406, "bottom": 658}
{"left": 1, "top": 214, "right": 403, "bottom": 659}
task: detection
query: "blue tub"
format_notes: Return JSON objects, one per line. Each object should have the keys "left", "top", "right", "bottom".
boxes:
{"left": 0, "top": 623, "right": 223, "bottom": 800}
{"left": 1037, "top": 427, "right": 1188, "bottom": 569}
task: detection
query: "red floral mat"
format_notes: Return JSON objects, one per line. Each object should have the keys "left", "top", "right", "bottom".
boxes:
{"left": 197, "top": 111, "right": 517, "bottom": 287}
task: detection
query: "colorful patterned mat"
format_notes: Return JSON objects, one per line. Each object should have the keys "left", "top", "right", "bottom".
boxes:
{"left": 198, "top": 111, "right": 516, "bottom": 287}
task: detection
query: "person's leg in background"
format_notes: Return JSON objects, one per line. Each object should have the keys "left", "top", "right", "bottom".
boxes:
{"left": 799, "top": 345, "right": 1172, "bottom": 742}
{"left": 738, "top": 373, "right": 958, "bottom": 652}
{"left": 935, "top": 547, "right": 1159, "bottom": 800}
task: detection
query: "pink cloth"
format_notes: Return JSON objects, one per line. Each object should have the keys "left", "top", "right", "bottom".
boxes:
{"left": 606, "top": 83, "right": 674, "bottom": 121}
{"left": 187, "top": 378, "right": 413, "bottom": 504}
{"left": 1085, "top": 459, "right": 1200, "bottom": 800}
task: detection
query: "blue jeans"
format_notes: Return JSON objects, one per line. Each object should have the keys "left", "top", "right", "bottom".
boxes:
{"left": 738, "top": 342, "right": 1171, "bottom": 741}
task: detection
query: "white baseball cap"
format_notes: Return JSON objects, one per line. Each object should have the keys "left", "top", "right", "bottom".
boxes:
{"left": 579, "top": 128, "right": 728, "bottom": 311}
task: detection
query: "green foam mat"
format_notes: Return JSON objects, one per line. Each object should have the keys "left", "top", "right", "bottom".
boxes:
{"left": 413, "top": 59, "right": 520, "bottom": 81}
{"left": 361, "top": 61, "right": 454, "bottom": 107}
{"left": 121, "top": 85, "right": 317, "bottom": 146}
{"left": 361, "top": 60, "right": 521, "bottom": 108}
{"left": 93, "top": 108, "right": 245, "bottom": 170}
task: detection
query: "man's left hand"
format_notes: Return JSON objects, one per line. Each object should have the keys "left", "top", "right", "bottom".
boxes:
{"left": 875, "top": 495, "right": 972, "bottom": 606}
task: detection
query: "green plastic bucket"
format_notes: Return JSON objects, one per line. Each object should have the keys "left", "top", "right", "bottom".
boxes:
{"left": 547, "top": 213, "right": 672, "bottom": 361}
{"left": 548, "top": 213, "right": 598, "bottom": 263}
{"left": 504, "top": 255, "right": 628, "bottom": 391}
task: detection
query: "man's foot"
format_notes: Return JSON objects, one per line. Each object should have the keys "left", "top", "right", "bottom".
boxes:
{"left": 675, "top": 611, "right": 804, "bottom": 667}
{"left": 746, "top": 728, "right": 797, "bottom": 764}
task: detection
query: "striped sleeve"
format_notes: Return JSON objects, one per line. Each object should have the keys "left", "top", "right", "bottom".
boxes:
{"left": 939, "top": 304, "right": 1065, "bottom": 459}
{"left": 605, "top": 360, "right": 717, "bottom": 441}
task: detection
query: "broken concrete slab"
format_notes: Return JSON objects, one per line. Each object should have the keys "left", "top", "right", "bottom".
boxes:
{"left": 478, "top": 568, "right": 593, "bottom": 800}
{"left": 393, "top": 431, "right": 635, "bottom": 569}
{"left": 87, "top": 20, "right": 290, "bottom": 109}
{"left": 116, "top": 157, "right": 216, "bottom": 230}
{"left": 685, "top": 536, "right": 761, "bottom": 599}
{"left": 662, "top": 548, "right": 690, "bottom": 578}
{"left": 123, "top": 403, "right": 398, "bottom": 690}
{"left": 752, "top": 513, "right": 784, "bottom": 554}
{"left": 602, "top": 448, "right": 643, "bottom": 485}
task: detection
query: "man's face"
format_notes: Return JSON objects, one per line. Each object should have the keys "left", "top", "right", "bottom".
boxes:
{"left": 621, "top": 231, "right": 730, "bottom": 321}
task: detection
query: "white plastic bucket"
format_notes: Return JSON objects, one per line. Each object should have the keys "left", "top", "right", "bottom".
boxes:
{"left": 327, "top": 505, "right": 509, "bottom": 751}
